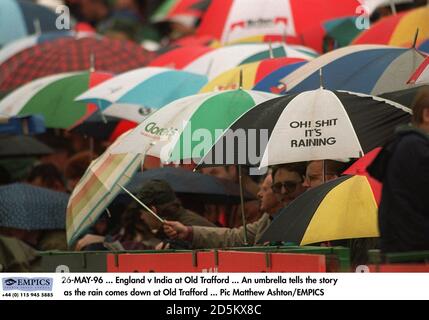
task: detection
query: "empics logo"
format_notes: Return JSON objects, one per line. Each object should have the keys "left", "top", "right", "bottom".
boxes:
{"left": 2, "top": 277, "right": 53, "bottom": 291}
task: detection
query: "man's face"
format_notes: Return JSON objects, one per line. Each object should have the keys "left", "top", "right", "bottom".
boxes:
{"left": 257, "top": 174, "right": 281, "bottom": 215}
{"left": 272, "top": 168, "right": 306, "bottom": 206}
{"left": 303, "top": 161, "right": 338, "bottom": 189}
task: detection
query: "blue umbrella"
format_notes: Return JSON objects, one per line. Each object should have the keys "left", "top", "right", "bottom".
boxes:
{"left": 126, "top": 167, "right": 255, "bottom": 204}
{"left": 252, "top": 61, "right": 306, "bottom": 94}
{"left": 0, "top": 115, "right": 45, "bottom": 135}
{"left": 0, "top": 0, "right": 60, "bottom": 48}
{"left": 281, "top": 45, "right": 426, "bottom": 95}
{"left": 0, "top": 183, "right": 68, "bottom": 230}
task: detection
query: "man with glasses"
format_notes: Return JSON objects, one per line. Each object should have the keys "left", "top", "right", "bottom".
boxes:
{"left": 302, "top": 160, "right": 348, "bottom": 189}
{"left": 162, "top": 163, "right": 307, "bottom": 248}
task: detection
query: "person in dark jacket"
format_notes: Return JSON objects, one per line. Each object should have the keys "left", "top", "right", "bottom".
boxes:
{"left": 368, "top": 89, "right": 429, "bottom": 253}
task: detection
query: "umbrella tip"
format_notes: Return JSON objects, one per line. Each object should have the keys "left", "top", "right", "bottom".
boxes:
{"left": 90, "top": 53, "right": 95, "bottom": 72}
{"left": 238, "top": 68, "right": 243, "bottom": 90}
{"left": 412, "top": 28, "right": 419, "bottom": 49}
{"left": 319, "top": 68, "right": 324, "bottom": 89}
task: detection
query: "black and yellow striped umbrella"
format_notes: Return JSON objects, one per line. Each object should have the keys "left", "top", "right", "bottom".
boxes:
{"left": 260, "top": 175, "right": 379, "bottom": 245}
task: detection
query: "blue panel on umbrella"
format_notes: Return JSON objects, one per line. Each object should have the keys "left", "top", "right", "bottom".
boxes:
{"left": 253, "top": 61, "right": 306, "bottom": 93}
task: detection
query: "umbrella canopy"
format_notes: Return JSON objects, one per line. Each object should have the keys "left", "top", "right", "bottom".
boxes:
{"left": 110, "top": 90, "right": 279, "bottom": 163}
{"left": 353, "top": 6, "right": 429, "bottom": 48}
{"left": 322, "top": 16, "right": 363, "bottom": 52}
{"left": 0, "top": 135, "right": 53, "bottom": 157}
{"left": 259, "top": 175, "right": 380, "bottom": 245}
{"left": 379, "top": 85, "right": 429, "bottom": 107}
{"left": 200, "top": 57, "right": 306, "bottom": 92}
{"left": 0, "top": 30, "right": 94, "bottom": 65}
{"left": 419, "top": 39, "right": 429, "bottom": 53}
{"left": 152, "top": 0, "right": 211, "bottom": 26}
{"left": 76, "top": 67, "right": 208, "bottom": 123}
{"left": 0, "top": 0, "right": 60, "bottom": 48}
{"left": 252, "top": 61, "right": 306, "bottom": 93}
{"left": 66, "top": 131, "right": 143, "bottom": 246}
{"left": 150, "top": 45, "right": 214, "bottom": 69}
{"left": 150, "top": 43, "right": 315, "bottom": 80}
{"left": 127, "top": 166, "right": 254, "bottom": 204}
{"left": 196, "top": 0, "right": 365, "bottom": 51}
{"left": 0, "top": 183, "right": 68, "bottom": 230}
{"left": 0, "top": 71, "right": 112, "bottom": 129}
{"left": 0, "top": 115, "right": 45, "bottom": 135}
{"left": 408, "top": 56, "right": 429, "bottom": 85}
{"left": 197, "top": 89, "right": 411, "bottom": 168}
{"left": 281, "top": 45, "right": 426, "bottom": 95}
{"left": 0, "top": 36, "right": 154, "bottom": 92}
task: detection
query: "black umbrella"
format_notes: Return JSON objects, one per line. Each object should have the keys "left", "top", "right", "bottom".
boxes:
{"left": 0, "top": 135, "right": 53, "bottom": 158}
{"left": 379, "top": 85, "right": 429, "bottom": 108}
{"left": 69, "top": 113, "right": 122, "bottom": 141}
{"left": 126, "top": 167, "right": 255, "bottom": 204}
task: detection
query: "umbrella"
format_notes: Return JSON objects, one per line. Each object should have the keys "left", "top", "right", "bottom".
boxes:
{"left": 200, "top": 57, "right": 306, "bottom": 93}
{"left": 0, "top": 36, "right": 154, "bottom": 92}
{"left": 0, "top": 183, "right": 68, "bottom": 230}
{"left": 109, "top": 90, "right": 279, "bottom": 163}
{"left": 76, "top": 67, "right": 208, "bottom": 123}
{"left": 259, "top": 175, "right": 380, "bottom": 245}
{"left": 196, "top": 0, "right": 364, "bottom": 52}
{"left": 152, "top": 0, "right": 211, "bottom": 26}
{"left": 0, "top": 115, "right": 45, "bottom": 135}
{"left": 352, "top": 6, "right": 429, "bottom": 48}
{"left": 0, "top": 0, "right": 60, "bottom": 48}
{"left": 419, "top": 39, "right": 429, "bottom": 53}
{"left": 252, "top": 61, "right": 306, "bottom": 93}
{"left": 197, "top": 89, "right": 411, "bottom": 168}
{"left": 0, "top": 135, "right": 53, "bottom": 157}
{"left": 150, "top": 45, "right": 214, "bottom": 69}
{"left": 408, "top": 56, "right": 429, "bottom": 85}
{"left": 281, "top": 45, "right": 426, "bottom": 95}
{"left": 66, "top": 131, "right": 143, "bottom": 245}
{"left": 150, "top": 43, "right": 315, "bottom": 80}
{"left": 127, "top": 166, "right": 254, "bottom": 204}
{"left": 322, "top": 16, "right": 363, "bottom": 52}
{"left": 379, "top": 85, "right": 429, "bottom": 107}
{"left": 0, "top": 71, "right": 112, "bottom": 129}
{"left": 0, "top": 30, "right": 94, "bottom": 65}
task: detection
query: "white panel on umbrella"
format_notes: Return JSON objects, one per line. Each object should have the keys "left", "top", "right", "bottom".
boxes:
{"left": 259, "top": 88, "right": 363, "bottom": 167}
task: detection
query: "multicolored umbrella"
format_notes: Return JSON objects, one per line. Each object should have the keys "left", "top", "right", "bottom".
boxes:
{"left": 259, "top": 175, "right": 380, "bottom": 245}
{"left": 281, "top": 45, "right": 426, "bottom": 95}
{"left": 322, "top": 16, "right": 363, "bottom": 52}
{"left": 0, "top": 0, "right": 60, "bottom": 47}
{"left": 252, "top": 61, "right": 306, "bottom": 93}
{"left": 150, "top": 45, "right": 214, "bottom": 69}
{"left": 197, "top": 89, "right": 411, "bottom": 168}
{"left": 0, "top": 71, "right": 112, "bottom": 129}
{"left": 196, "top": 0, "right": 361, "bottom": 51}
{"left": 76, "top": 67, "right": 208, "bottom": 123}
{"left": 110, "top": 90, "right": 279, "bottom": 163}
{"left": 0, "top": 30, "right": 94, "bottom": 65}
{"left": 0, "top": 183, "right": 68, "bottom": 230}
{"left": 66, "top": 132, "right": 142, "bottom": 245}
{"left": 419, "top": 39, "right": 429, "bottom": 53}
{"left": 152, "top": 0, "right": 211, "bottom": 26}
{"left": 200, "top": 57, "right": 306, "bottom": 92}
{"left": 408, "top": 56, "right": 429, "bottom": 85}
{"left": 0, "top": 36, "right": 154, "bottom": 92}
{"left": 353, "top": 6, "right": 429, "bottom": 48}
{"left": 150, "top": 43, "right": 315, "bottom": 80}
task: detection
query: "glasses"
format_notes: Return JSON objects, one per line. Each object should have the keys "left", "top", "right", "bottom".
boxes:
{"left": 271, "top": 180, "right": 300, "bottom": 194}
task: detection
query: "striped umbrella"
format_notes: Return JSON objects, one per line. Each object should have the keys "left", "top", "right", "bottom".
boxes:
{"left": 0, "top": 36, "right": 154, "bottom": 93}
{"left": 281, "top": 45, "right": 426, "bottom": 95}
{"left": 408, "top": 56, "right": 429, "bottom": 85}
{"left": 0, "top": 30, "right": 94, "bottom": 65}
{"left": 76, "top": 67, "right": 208, "bottom": 123}
{"left": 353, "top": 6, "right": 429, "bottom": 48}
{"left": 259, "top": 175, "right": 380, "bottom": 245}
{"left": 0, "top": 71, "right": 112, "bottom": 129}
{"left": 197, "top": 89, "right": 411, "bottom": 168}
{"left": 110, "top": 90, "right": 279, "bottom": 163}
{"left": 66, "top": 131, "right": 142, "bottom": 246}
{"left": 200, "top": 57, "right": 306, "bottom": 93}
{"left": 0, "top": 0, "right": 60, "bottom": 48}
{"left": 150, "top": 43, "right": 315, "bottom": 80}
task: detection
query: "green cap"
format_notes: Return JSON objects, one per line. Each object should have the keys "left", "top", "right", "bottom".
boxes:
{"left": 137, "top": 179, "right": 177, "bottom": 207}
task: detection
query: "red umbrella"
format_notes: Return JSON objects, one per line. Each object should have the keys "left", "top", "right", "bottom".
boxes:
{"left": 0, "top": 36, "right": 155, "bottom": 92}
{"left": 149, "top": 45, "right": 213, "bottom": 69}
{"left": 343, "top": 147, "right": 382, "bottom": 204}
{"left": 196, "top": 0, "right": 359, "bottom": 52}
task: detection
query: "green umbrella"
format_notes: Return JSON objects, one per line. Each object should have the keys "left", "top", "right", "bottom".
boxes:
{"left": 0, "top": 71, "right": 111, "bottom": 129}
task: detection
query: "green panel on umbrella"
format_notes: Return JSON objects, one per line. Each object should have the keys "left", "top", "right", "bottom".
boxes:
{"left": 19, "top": 73, "right": 90, "bottom": 128}
{"left": 240, "top": 46, "right": 287, "bottom": 65}
{"left": 171, "top": 90, "right": 256, "bottom": 161}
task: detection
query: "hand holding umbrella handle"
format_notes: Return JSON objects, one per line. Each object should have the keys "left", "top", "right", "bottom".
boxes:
{"left": 118, "top": 184, "right": 165, "bottom": 223}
